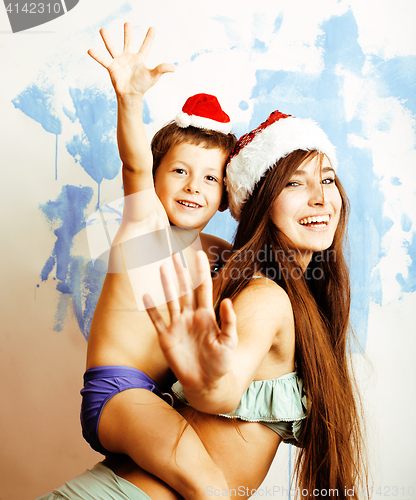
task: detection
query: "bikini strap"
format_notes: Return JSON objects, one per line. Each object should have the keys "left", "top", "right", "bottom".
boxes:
{"left": 251, "top": 275, "right": 275, "bottom": 283}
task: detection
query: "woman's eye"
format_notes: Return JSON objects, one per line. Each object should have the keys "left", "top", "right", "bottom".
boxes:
{"left": 286, "top": 181, "right": 300, "bottom": 187}
{"left": 322, "top": 178, "right": 335, "bottom": 185}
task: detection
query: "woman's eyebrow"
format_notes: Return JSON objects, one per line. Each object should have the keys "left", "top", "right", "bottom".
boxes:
{"left": 292, "top": 166, "right": 335, "bottom": 176}
{"left": 292, "top": 169, "right": 306, "bottom": 176}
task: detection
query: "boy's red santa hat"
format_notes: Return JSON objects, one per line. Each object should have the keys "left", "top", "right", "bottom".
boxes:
{"left": 226, "top": 110, "right": 338, "bottom": 221}
{"left": 175, "top": 93, "right": 232, "bottom": 134}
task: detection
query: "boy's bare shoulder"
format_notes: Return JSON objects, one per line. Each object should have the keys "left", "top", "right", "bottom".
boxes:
{"left": 200, "top": 233, "right": 232, "bottom": 268}
{"left": 200, "top": 232, "right": 232, "bottom": 252}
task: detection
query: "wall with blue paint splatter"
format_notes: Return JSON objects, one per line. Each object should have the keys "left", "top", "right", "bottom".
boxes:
{"left": 1, "top": 1, "right": 415, "bottom": 498}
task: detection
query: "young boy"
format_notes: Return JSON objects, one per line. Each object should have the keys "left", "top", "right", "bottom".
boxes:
{"left": 81, "top": 23, "right": 236, "bottom": 498}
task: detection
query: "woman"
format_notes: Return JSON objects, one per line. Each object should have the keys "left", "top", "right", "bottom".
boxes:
{"left": 36, "top": 111, "right": 366, "bottom": 499}
{"left": 217, "top": 110, "right": 367, "bottom": 496}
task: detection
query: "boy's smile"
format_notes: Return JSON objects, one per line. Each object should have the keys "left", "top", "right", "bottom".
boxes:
{"left": 154, "top": 142, "right": 227, "bottom": 232}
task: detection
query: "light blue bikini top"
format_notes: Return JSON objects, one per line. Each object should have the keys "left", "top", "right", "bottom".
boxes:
{"left": 172, "top": 371, "right": 308, "bottom": 446}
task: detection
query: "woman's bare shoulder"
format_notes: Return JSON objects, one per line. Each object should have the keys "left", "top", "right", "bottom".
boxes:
{"left": 245, "top": 274, "right": 291, "bottom": 303}
{"left": 232, "top": 277, "right": 294, "bottom": 342}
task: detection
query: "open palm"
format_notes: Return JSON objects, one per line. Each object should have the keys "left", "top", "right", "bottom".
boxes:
{"left": 88, "top": 23, "right": 175, "bottom": 97}
{"left": 144, "top": 252, "right": 238, "bottom": 392}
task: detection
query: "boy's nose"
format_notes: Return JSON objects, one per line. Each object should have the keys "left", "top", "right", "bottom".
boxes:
{"left": 185, "top": 183, "right": 200, "bottom": 194}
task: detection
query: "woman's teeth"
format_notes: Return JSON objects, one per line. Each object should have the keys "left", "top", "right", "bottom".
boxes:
{"left": 299, "top": 215, "right": 329, "bottom": 225}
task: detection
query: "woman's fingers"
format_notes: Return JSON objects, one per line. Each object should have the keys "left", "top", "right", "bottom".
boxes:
{"left": 143, "top": 294, "right": 167, "bottom": 334}
{"left": 219, "top": 299, "right": 238, "bottom": 347}
{"left": 172, "top": 253, "right": 193, "bottom": 311}
{"left": 99, "top": 27, "right": 120, "bottom": 58}
{"left": 138, "top": 26, "right": 156, "bottom": 59}
{"left": 195, "top": 251, "right": 214, "bottom": 309}
{"left": 87, "top": 49, "right": 111, "bottom": 69}
{"left": 123, "top": 22, "right": 133, "bottom": 53}
{"left": 160, "top": 262, "right": 181, "bottom": 320}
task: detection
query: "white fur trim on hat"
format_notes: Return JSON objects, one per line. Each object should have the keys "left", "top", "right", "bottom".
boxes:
{"left": 175, "top": 111, "right": 232, "bottom": 134}
{"left": 226, "top": 115, "right": 338, "bottom": 221}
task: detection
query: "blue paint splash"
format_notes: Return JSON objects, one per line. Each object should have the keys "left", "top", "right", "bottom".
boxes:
{"left": 371, "top": 55, "right": 416, "bottom": 115}
{"left": 273, "top": 13, "right": 284, "bottom": 33}
{"left": 401, "top": 214, "right": 412, "bottom": 232}
{"left": 188, "top": 49, "right": 215, "bottom": 63}
{"left": 40, "top": 185, "right": 92, "bottom": 282}
{"left": 12, "top": 85, "right": 62, "bottom": 179}
{"left": 396, "top": 231, "right": 416, "bottom": 293}
{"left": 253, "top": 38, "right": 267, "bottom": 53}
{"left": 66, "top": 87, "right": 121, "bottom": 207}
{"left": 39, "top": 185, "right": 105, "bottom": 338}
{"left": 142, "top": 99, "right": 152, "bottom": 125}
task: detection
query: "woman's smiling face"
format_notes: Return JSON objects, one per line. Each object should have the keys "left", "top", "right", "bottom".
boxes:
{"left": 271, "top": 153, "right": 342, "bottom": 268}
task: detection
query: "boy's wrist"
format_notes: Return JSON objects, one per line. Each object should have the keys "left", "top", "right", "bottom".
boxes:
{"left": 117, "top": 93, "right": 145, "bottom": 105}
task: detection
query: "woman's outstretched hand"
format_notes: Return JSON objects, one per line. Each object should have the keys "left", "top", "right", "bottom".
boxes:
{"left": 88, "top": 23, "right": 175, "bottom": 97}
{"left": 144, "top": 251, "right": 238, "bottom": 394}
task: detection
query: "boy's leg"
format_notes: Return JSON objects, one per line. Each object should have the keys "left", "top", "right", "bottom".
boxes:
{"left": 98, "top": 388, "right": 227, "bottom": 499}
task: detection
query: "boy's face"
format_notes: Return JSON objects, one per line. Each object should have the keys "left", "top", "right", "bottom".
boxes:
{"left": 154, "top": 142, "right": 227, "bottom": 232}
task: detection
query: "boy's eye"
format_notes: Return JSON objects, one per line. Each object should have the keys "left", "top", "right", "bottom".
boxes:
{"left": 173, "top": 168, "right": 186, "bottom": 175}
{"left": 205, "top": 175, "right": 218, "bottom": 182}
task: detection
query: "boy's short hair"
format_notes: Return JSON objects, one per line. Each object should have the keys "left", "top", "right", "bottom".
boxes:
{"left": 151, "top": 121, "right": 237, "bottom": 176}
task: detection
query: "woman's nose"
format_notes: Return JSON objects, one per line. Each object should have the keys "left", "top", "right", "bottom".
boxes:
{"left": 308, "top": 183, "right": 325, "bottom": 206}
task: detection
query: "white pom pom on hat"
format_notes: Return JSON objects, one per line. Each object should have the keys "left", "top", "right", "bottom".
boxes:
{"left": 226, "top": 110, "right": 338, "bottom": 221}
{"left": 175, "top": 93, "right": 232, "bottom": 134}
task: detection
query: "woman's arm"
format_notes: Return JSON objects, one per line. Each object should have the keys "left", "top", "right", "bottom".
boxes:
{"left": 145, "top": 251, "right": 295, "bottom": 414}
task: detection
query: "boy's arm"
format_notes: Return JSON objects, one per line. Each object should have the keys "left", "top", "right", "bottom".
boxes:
{"left": 88, "top": 24, "right": 175, "bottom": 201}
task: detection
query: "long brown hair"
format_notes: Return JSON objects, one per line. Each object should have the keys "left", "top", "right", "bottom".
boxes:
{"left": 216, "top": 149, "right": 367, "bottom": 499}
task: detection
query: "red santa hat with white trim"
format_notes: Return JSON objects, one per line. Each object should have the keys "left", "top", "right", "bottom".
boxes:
{"left": 175, "top": 93, "right": 232, "bottom": 134}
{"left": 226, "top": 110, "right": 338, "bottom": 221}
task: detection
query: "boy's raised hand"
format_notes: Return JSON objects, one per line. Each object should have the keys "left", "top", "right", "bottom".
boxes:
{"left": 88, "top": 23, "right": 175, "bottom": 97}
{"left": 144, "top": 252, "right": 238, "bottom": 396}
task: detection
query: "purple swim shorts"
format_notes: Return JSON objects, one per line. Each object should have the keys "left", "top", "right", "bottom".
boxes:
{"left": 80, "top": 365, "right": 163, "bottom": 455}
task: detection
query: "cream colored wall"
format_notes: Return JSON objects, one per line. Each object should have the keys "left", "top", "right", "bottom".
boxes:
{"left": 0, "top": 195, "right": 102, "bottom": 499}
